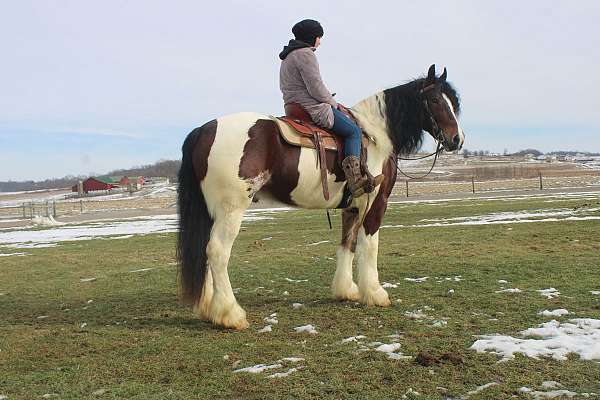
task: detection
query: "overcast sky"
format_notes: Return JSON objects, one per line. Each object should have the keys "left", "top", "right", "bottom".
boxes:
{"left": 1, "top": 0, "right": 599, "bottom": 180}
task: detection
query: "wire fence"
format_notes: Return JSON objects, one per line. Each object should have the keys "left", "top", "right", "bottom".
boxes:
{"left": 1, "top": 172, "right": 600, "bottom": 222}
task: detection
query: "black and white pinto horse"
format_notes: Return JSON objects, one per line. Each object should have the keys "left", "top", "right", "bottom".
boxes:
{"left": 177, "top": 65, "right": 464, "bottom": 330}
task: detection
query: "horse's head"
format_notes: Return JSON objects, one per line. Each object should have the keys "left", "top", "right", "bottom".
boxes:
{"left": 420, "top": 64, "right": 465, "bottom": 152}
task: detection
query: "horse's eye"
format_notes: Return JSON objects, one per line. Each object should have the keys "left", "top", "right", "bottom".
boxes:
{"left": 431, "top": 98, "right": 439, "bottom": 104}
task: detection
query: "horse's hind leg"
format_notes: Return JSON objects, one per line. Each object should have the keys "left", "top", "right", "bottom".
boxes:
{"left": 332, "top": 208, "right": 360, "bottom": 301}
{"left": 205, "top": 206, "right": 249, "bottom": 330}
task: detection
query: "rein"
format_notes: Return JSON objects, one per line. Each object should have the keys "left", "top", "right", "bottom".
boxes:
{"left": 395, "top": 83, "right": 446, "bottom": 180}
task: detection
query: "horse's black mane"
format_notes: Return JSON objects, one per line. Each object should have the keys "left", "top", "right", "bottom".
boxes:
{"left": 382, "top": 78, "right": 460, "bottom": 155}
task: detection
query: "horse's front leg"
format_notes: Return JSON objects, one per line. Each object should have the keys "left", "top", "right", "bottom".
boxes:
{"left": 332, "top": 208, "right": 360, "bottom": 301}
{"left": 356, "top": 228, "right": 391, "bottom": 306}
{"left": 355, "top": 163, "right": 395, "bottom": 307}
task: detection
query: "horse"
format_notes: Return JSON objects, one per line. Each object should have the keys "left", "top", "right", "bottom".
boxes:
{"left": 177, "top": 64, "right": 464, "bottom": 330}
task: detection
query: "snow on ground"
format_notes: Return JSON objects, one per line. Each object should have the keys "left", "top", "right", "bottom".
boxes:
{"left": 234, "top": 357, "right": 304, "bottom": 378}
{"left": 471, "top": 318, "right": 600, "bottom": 361}
{"left": 306, "top": 240, "right": 330, "bottom": 246}
{"left": 518, "top": 386, "right": 579, "bottom": 399}
{"left": 257, "top": 325, "right": 272, "bottom": 333}
{"left": 382, "top": 282, "right": 398, "bottom": 288}
{"left": 263, "top": 313, "right": 278, "bottom": 325}
{"left": 389, "top": 190, "right": 600, "bottom": 206}
{"left": 382, "top": 206, "right": 600, "bottom": 228}
{"left": 466, "top": 382, "right": 498, "bottom": 396}
{"left": 0, "top": 208, "right": 286, "bottom": 248}
{"left": 341, "top": 335, "right": 367, "bottom": 344}
{"left": 405, "top": 277, "right": 429, "bottom": 283}
{"left": 285, "top": 278, "right": 308, "bottom": 283}
{"left": 538, "top": 309, "right": 569, "bottom": 317}
{"left": 591, "top": 291, "right": 600, "bottom": 295}
{"left": 234, "top": 363, "right": 283, "bottom": 373}
{"left": 0, "top": 252, "right": 28, "bottom": 257}
{"left": 495, "top": 288, "right": 522, "bottom": 293}
{"left": 294, "top": 324, "right": 317, "bottom": 334}
{"left": 537, "top": 288, "right": 561, "bottom": 299}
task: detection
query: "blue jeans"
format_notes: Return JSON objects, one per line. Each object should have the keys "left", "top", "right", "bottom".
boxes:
{"left": 331, "top": 107, "right": 361, "bottom": 158}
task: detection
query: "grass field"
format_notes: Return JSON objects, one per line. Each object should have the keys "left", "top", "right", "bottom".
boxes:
{"left": 1, "top": 195, "right": 600, "bottom": 399}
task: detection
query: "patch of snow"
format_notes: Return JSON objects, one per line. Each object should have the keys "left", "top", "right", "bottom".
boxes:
{"left": 498, "top": 279, "right": 508, "bottom": 284}
{"left": 471, "top": 318, "right": 600, "bottom": 361}
{"left": 285, "top": 277, "right": 308, "bottom": 283}
{"left": 32, "top": 216, "right": 64, "bottom": 226}
{"left": 234, "top": 363, "right": 283, "bottom": 373}
{"left": 540, "top": 381, "right": 562, "bottom": 390}
{"left": 294, "top": 324, "right": 317, "bottom": 334}
{"left": 129, "top": 268, "right": 154, "bottom": 273}
{"left": 264, "top": 313, "right": 278, "bottom": 324}
{"left": 382, "top": 282, "right": 398, "bottom": 288}
{"left": 306, "top": 240, "right": 330, "bottom": 246}
{"left": 519, "top": 386, "right": 578, "bottom": 399}
{"left": 258, "top": 325, "right": 272, "bottom": 333}
{"left": 495, "top": 288, "right": 522, "bottom": 293}
{"left": 292, "top": 303, "right": 303, "bottom": 309}
{"left": 448, "top": 289, "right": 455, "bottom": 294}
{"left": 590, "top": 291, "right": 600, "bottom": 295}
{"left": 341, "top": 335, "right": 367, "bottom": 344}
{"left": 278, "top": 357, "right": 304, "bottom": 363}
{"left": 268, "top": 367, "right": 301, "bottom": 378}
{"left": 538, "top": 309, "right": 569, "bottom": 317}
{"left": 0, "top": 252, "right": 28, "bottom": 257}
{"left": 375, "top": 343, "right": 401, "bottom": 353}
{"left": 107, "top": 235, "right": 134, "bottom": 240}
{"left": 80, "top": 277, "right": 97, "bottom": 282}
{"left": 466, "top": 382, "right": 498, "bottom": 396}
{"left": 404, "top": 277, "right": 429, "bottom": 283}
{"left": 432, "top": 320, "right": 448, "bottom": 328}
{"left": 537, "top": 288, "right": 560, "bottom": 299}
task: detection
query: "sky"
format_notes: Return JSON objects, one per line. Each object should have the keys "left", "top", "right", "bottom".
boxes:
{"left": 1, "top": 0, "right": 599, "bottom": 181}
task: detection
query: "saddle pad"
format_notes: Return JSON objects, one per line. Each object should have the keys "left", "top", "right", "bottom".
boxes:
{"left": 271, "top": 116, "right": 368, "bottom": 151}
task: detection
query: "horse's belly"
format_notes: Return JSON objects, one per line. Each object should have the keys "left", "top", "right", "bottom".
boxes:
{"left": 290, "top": 148, "right": 346, "bottom": 209}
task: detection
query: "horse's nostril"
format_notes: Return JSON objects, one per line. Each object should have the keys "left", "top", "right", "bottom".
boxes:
{"left": 452, "top": 135, "right": 460, "bottom": 146}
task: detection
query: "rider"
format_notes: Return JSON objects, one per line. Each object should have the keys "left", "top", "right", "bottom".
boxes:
{"left": 279, "top": 19, "right": 382, "bottom": 198}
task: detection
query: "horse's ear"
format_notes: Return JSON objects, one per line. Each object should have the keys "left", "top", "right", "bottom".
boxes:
{"left": 426, "top": 64, "right": 436, "bottom": 84}
{"left": 440, "top": 67, "right": 447, "bottom": 82}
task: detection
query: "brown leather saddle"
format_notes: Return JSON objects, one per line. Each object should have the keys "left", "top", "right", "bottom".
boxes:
{"left": 273, "top": 103, "right": 369, "bottom": 201}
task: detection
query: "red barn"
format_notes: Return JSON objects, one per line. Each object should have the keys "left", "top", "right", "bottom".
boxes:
{"left": 72, "top": 177, "right": 119, "bottom": 193}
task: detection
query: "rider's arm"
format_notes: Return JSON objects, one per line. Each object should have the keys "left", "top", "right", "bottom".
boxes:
{"left": 295, "top": 50, "right": 337, "bottom": 108}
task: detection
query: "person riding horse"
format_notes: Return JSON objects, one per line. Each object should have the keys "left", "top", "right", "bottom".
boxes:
{"left": 279, "top": 19, "right": 383, "bottom": 198}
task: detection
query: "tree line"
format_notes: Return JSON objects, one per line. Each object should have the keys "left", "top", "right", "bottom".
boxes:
{"left": 0, "top": 159, "right": 182, "bottom": 192}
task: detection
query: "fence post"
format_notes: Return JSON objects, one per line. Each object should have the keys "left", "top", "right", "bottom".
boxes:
{"left": 31, "top": 202, "right": 35, "bottom": 217}
{"left": 22, "top": 203, "right": 26, "bottom": 219}
{"left": 406, "top": 180, "right": 409, "bottom": 197}
{"left": 80, "top": 199, "right": 83, "bottom": 213}
{"left": 45, "top": 200, "right": 49, "bottom": 217}
{"left": 472, "top": 176, "right": 475, "bottom": 194}
{"left": 539, "top": 172, "right": 543, "bottom": 190}
{"left": 53, "top": 200, "right": 57, "bottom": 218}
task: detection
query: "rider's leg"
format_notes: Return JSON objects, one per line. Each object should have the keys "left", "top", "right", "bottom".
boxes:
{"left": 331, "top": 107, "right": 367, "bottom": 197}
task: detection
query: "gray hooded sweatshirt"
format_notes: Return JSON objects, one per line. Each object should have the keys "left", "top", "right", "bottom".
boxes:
{"left": 279, "top": 47, "right": 337, "bottom": 129}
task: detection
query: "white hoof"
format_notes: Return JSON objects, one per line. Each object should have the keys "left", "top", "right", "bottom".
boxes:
{"left": 333, "top": 281, "right": 360, "bottom": 302}
{"left": 360, "top": 287, "right": 391, "bottom": 307}
{"left": 209, "top": 300, "right": 249, "bottom": 330}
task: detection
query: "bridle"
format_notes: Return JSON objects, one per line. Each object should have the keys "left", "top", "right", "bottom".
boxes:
{"left": 395, "top": 82, "right": 448, "bottom": 180}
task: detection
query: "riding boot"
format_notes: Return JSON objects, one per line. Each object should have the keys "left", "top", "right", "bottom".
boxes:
{"left": 341, "top": 156, "right": 368, "bottom": 198}
{"left": 359, "top": 147, "right": 384, "bottom": 194}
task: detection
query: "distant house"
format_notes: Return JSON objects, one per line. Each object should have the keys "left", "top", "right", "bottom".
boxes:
{"left": 71, "top": 176, "right": 119, "bottom": 193}
{"left": 119, "top": 176, "right": 145, "bottom": 189}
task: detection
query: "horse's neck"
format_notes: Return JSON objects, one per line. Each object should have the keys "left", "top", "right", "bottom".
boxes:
{"left": 352, "top": 93, "right": 394, "bottom": 157}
